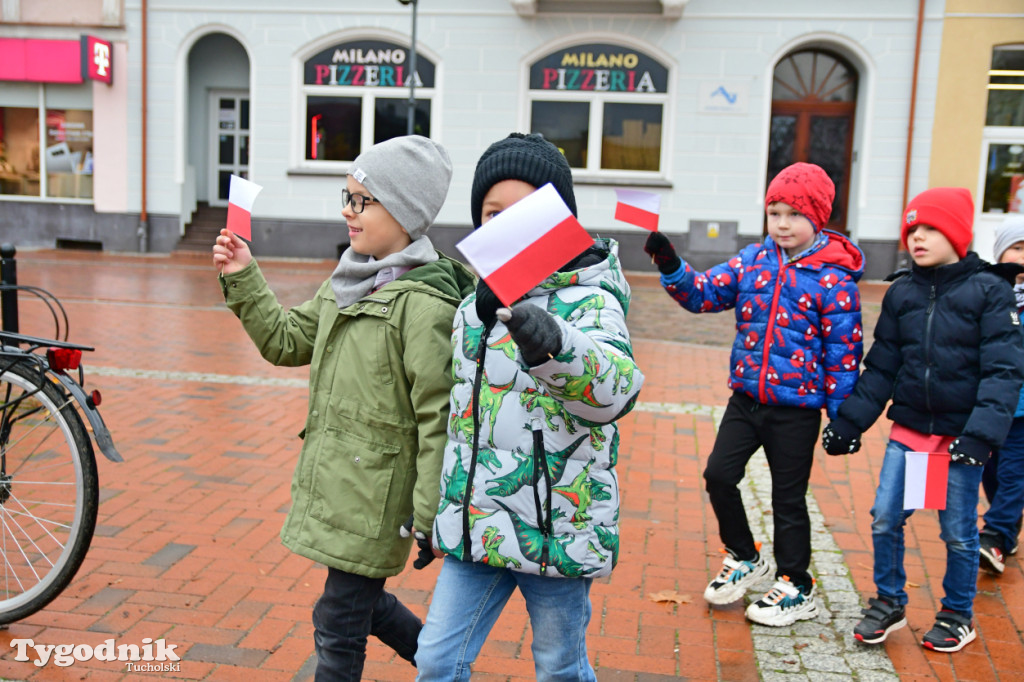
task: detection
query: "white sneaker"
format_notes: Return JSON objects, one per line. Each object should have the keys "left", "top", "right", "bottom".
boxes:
{"left": 745, "top": 576, "right": 818, "bottom": 626}
{"left": 703, "top": 546, "right": 772, "bottom": 605}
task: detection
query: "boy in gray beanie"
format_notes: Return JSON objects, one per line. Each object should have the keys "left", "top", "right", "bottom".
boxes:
{"left": 213, "top": 135, "right": 475, "bottom": 681}
{"left": 980, "top": 212, "right": 1024, "bottom": 575}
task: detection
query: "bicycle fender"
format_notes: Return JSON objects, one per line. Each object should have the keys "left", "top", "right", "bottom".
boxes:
{"left": 53, "top": 373, "right": 124, "bottom": 463}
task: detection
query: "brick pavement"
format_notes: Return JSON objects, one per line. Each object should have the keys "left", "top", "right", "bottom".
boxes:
{"left": 0, "top": 248, "right": 1019, "bottom": 680}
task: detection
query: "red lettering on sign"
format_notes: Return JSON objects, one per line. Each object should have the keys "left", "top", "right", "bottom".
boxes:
{"left": 542, "top": 68, "right": 558, "bottom": 89}
{"left": 580, "top": 69, "right": 594, "bottom": 90}
{"left": 315, "top": 64, "right": 330, "bottom": 85}
{"left": 352, "top": 65, "right": 365, "bottom": 86}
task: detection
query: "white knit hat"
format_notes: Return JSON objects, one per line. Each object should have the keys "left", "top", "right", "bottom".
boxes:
{"left": 993, "top": 213, "right": 1024, "bottom": 263}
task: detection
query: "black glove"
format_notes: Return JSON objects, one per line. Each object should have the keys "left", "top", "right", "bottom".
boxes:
{"left": 400, "top": 515, "right": 435, "bottom": 570}
{"left": 498, "top": 305, "right": 562, "bottom": 367}
{"left": 821, "top": 418, "right": 861, "bottom": 455}
{"left": 949, "top": 435, "right": 989, "bottom": 467}
{"left": 474, "top": 279, "right": 501, "bottom": 326}
{"left": 644, "top": 231, "right": 682, "bottom": 275}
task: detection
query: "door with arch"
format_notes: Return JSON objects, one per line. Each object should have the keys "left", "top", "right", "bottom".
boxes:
{"left": 767, "top": 49, "right": 858, "bottom": 233}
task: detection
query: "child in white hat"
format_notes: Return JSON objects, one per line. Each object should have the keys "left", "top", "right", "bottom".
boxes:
{"left": 980, "top": 213, "right": 1024, "bottom": 575}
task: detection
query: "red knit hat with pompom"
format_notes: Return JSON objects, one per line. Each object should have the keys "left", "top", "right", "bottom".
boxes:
{"left": 764, "top": 163, "right": 835, "bottom": 232}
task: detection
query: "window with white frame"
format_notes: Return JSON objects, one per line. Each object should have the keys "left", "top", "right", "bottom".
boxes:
{"left": 301, "top": 39, "right": 435, "bottom": 165}
{"left": 982, "top": 45, "right": 1024, "bottom": 214}
{"left": 528, "top": 43, "right": 668, "bottom": 176}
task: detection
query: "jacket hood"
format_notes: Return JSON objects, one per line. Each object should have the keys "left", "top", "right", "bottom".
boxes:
{"left": 398, "top": 251, "right": 477, "bottom": 301}
{"left": 794, "top": 230, "right": 865, "bottom": 280}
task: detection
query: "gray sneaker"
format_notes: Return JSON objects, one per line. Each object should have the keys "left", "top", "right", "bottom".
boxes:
{"left": 703, "top": 547, "right": 772, "bottom": 605}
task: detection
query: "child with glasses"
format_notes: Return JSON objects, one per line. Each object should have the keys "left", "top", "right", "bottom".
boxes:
{"left": 212, "top": 135, "right": 475, "bottom": 680}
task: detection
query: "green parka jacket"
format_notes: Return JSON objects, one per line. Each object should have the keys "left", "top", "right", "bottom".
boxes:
{"left": 220, "top": 253, "right": 476, "bottom": 578}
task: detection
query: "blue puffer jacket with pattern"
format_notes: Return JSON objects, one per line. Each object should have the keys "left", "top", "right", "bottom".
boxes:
{"left": 659, "top": 230, "right": 864, "bottom": 418}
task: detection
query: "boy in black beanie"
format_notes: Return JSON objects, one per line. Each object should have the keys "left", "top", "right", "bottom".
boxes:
{"left": 415, "top": 133, "right": 643, "bottom": 681}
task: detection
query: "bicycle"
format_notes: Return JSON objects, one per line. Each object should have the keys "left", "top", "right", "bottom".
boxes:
{"left": 0, "top": 283, "right": 121, "bottom": 623}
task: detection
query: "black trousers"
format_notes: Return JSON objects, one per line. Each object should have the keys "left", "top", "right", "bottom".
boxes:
{"left": 702, "top": 392, "right": 821, "bottom": 589}
{"left": 312, "top": 566, "right": 421, "bottom": 681}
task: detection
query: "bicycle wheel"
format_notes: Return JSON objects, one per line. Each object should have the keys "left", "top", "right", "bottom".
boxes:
{"left": 0, "top": 359, "right": 98, "bottom": 623}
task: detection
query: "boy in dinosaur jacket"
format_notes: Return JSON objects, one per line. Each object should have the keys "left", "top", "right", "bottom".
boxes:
{"left": 644, "top": 162, "right": 864, "bottom": 627}
{"left": 415, "top": 133, "right": 644, "bottom": 681}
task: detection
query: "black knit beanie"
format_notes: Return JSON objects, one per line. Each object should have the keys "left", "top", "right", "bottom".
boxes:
{"left": 470, "top": 132, "right": 577, "bottom": 228}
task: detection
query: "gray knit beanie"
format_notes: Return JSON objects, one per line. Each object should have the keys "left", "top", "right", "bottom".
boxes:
{"left": 470, "top": 133, "right": 577, "bottom": 228}
{"left": 993, "top": 213, "right": 1024, "bottom": 263}
{"left": 348, "top": 135, "right": 452, "bottom": 240}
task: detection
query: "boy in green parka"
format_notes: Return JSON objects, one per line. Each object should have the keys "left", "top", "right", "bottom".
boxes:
{"left": 212, "top": 135, "right": 475, "bottom": 681}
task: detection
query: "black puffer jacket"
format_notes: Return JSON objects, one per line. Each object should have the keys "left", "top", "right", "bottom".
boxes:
{"left": 836, "top": 252, "right": 1024, "bottom": 450}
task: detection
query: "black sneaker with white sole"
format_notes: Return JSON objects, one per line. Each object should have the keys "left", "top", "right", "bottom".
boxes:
{"left": 921, "top": 610, "right": 976, "bottom": 653}
{"left": 853, "top": 597, "right": 907, "bottom": 644}
{"left": 980, "top": 533, "right": 1006, "bottom": 575}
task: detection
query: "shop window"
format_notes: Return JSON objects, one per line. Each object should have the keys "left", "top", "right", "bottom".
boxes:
{"left": 301, "top": 39, "right": 435, "bottom": 165}
{"left": 982, "top": 45, "right": 1024, "bottom": 215}
{"left": 0, "top": 107, "right": 40, "bottom": 197}
{"left": 0, "top": 83, "right": 93, "bottom": 200}
{"left": 528, "top": 42, "right": 669, "bottom": 175}
{"left": 987, "top": 45, "right": 1024, "bottom": 127}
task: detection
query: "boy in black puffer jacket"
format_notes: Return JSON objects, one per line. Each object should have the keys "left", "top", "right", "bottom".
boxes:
{"left": 822, "top": 187, "right": 1024, "bottom": 653}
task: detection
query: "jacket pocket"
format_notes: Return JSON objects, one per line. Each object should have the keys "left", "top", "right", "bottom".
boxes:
{"left": 311, "top": 428, "right": 401, "bottom": 539}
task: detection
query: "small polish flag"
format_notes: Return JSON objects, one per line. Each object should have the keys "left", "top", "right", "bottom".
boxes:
{"left": 903, "top": 451, "right": 950, "bottom": 510}
{"left": 226, "top": 175, "right": 263, "bottom": 241}
{"left": 614, "top": 189, "right": 661, "bottom": 231}
{"left": 456, "top": 183, "right": 594, "bottom": 306}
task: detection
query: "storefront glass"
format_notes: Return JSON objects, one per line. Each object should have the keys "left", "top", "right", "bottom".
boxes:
{"left": 45, "top": 109, "right": 93, "bottom": 199}
{"left": 528, "top": 42, "right": 669, "bottom": 175}
{"left": 983, "top": 46, "right": 1024, "bottom": 215}
{"left": 0, "top": 106, "right": 40, "bottom": 197}
{"left": 302, "top": 39, "right": 435, "bottom": 164}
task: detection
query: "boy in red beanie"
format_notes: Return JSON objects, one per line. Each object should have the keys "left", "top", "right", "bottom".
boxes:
{"left": 822, "top": 187, "right": 1024, "bottom": 652}
{"left": 644, "top": 162, "right": 864, "bottom": 626}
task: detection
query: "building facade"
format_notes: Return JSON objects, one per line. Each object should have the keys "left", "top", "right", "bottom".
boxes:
{"left": 2, "top": 1, "right": 997, "bottom": 279}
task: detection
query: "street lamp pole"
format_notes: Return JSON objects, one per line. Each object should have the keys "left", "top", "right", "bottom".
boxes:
{"left": 400, "top": 0, "right": 418, "bottom": 135}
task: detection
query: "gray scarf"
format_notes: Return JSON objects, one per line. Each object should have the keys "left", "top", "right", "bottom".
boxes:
{"left": 330, "top": 236, "right": 439, "bottom": 308}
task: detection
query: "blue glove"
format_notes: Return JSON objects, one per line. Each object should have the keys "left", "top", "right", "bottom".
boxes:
{"left": 949, "top": 436, "right": 989, "bottom": 467}
{"left": 821, "top": 418, "right": 861, "bottom": 455}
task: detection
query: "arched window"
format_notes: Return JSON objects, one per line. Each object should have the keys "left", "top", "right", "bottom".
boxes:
{"left": 300, "top": 39, "right": 436, "bottom": 165}
{"left": 527, "top": 42, "right": 669, "bottom": 176}
{"left": 767, "top": 49, "right": 858, "bottom": 232}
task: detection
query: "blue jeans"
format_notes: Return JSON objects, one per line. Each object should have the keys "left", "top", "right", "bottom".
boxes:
{"left": 982, "top": 417, "right": 1024, "bottom": 551}
{"left": 415, "top": 557, "right": 596, "bottom": 682}
{"left": 871, "top": 439, "right": 983, "bottom": 617}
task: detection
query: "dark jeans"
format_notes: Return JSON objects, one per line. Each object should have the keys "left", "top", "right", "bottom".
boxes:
{"left": 703, "top": 392, "right": 821, "bottom": 589}
{"left": 982, "top": 417, "right": 1024, "bottom": 552}
{"left": 312, "top": 566, "right": 421, "bottom": 681}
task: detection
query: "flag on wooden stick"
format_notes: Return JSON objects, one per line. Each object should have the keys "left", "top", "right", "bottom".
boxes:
{"left": 614, "top": 188, "right": 661, "bottom": 231}
{"left": 456, "top": 183, "right": 594, "bottom": 306}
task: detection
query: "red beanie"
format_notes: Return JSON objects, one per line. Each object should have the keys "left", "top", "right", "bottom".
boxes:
{"left": 901, "top": 187, "right": 974, "bottom": 258}
{"left": 764, "top": 163, "right": 835, "bottom": 232}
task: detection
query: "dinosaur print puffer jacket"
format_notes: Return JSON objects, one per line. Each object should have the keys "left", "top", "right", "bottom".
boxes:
{"left": 433, "top": 239, "right": 644, "bottom": 578}
{"left": 660, "top": 230, "right": 864, "bottom": 418}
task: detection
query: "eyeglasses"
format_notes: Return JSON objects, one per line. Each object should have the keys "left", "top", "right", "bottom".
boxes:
{"left": 342, "top": 189, "right": 379, "bottom": 214}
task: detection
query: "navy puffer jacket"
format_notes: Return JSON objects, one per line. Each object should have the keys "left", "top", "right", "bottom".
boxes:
{"left": 836, "top": 252, "right": 1024, "bottom": 449}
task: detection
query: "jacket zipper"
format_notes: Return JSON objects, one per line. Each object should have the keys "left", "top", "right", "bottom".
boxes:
{"left": 924, "top": 280, "right": 936, "bottom": 431}
{"left": 530, "top": 418, "right": 552, "bottom": 575}
{"left": 462, "top": 319, "right": 495, "bottom": 561}
{"left": 758, "top": 256, "right": 787, "bottom": 403}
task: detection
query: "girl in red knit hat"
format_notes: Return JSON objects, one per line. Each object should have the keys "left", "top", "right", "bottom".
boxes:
{"left": 823, "top": 187, "right": 1024, "bottom": 652}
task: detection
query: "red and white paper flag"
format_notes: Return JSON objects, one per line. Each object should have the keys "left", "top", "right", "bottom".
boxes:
{"left": 226, "top": 175, "right": 263, "bottom": 241}
{"left": 903, "top": 451, "right": 950, "bottom": 510}
{"left": 456, "top": 183, "right": 594, "bottom": 306}
{"left": 614, "top": 188, "right": 661, "bottom": 231}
